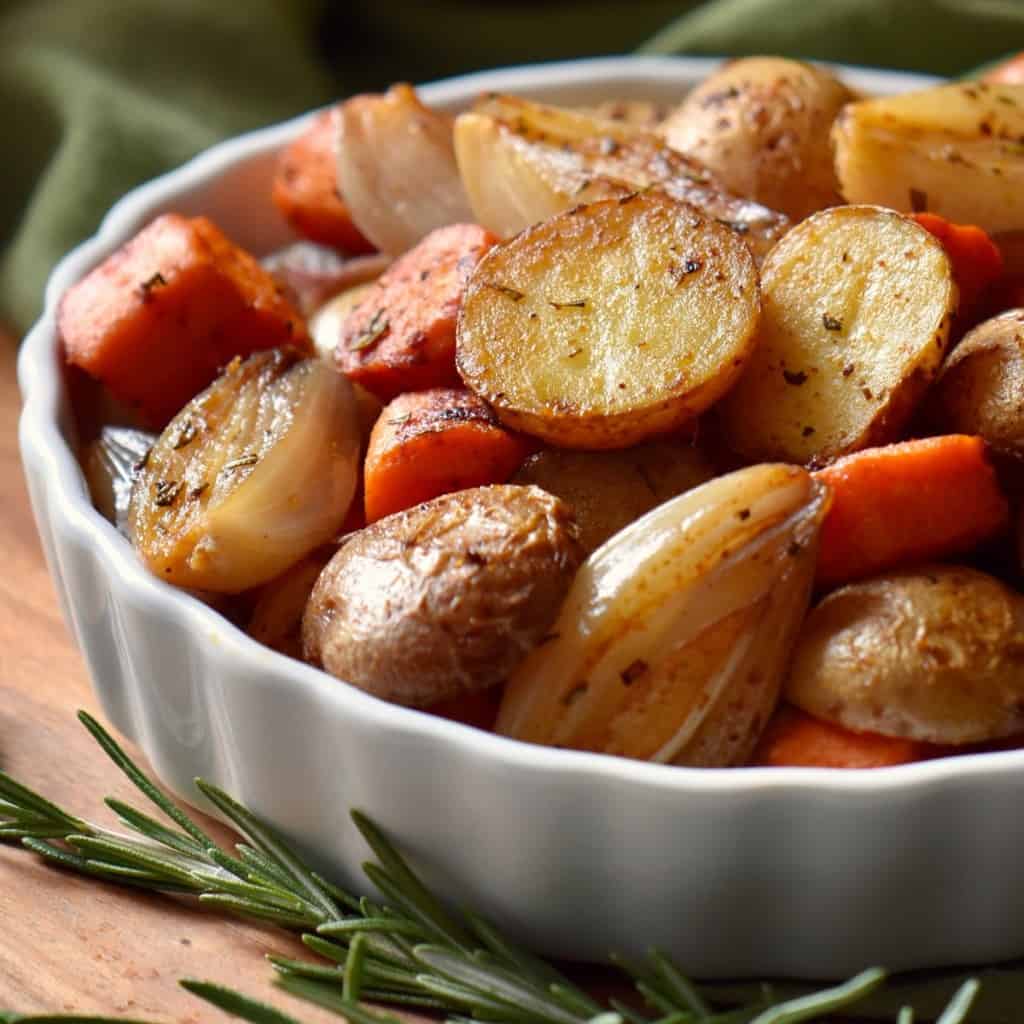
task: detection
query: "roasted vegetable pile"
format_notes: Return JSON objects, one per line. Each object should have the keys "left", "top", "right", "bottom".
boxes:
{"left": 62, "top": 55, "right": 1024, "bottom": 769}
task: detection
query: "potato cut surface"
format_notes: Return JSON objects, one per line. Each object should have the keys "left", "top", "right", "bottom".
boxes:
{"left": 457, "top": 191, "right": 760, "bottom": 449}
{"left": 720, "top": 205, "right": 956, "bottom": 464}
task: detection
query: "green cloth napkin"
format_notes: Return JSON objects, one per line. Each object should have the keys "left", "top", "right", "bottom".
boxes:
{"left": 2, "top": 0, "right": 1024, "bottom": 333}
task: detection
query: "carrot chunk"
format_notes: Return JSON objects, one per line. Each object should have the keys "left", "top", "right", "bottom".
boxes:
{"left": 911, "top": 212, "right": 1004, "bottom": 320}
{"left": 272, "top": 108, "right": 375, "bottom": 254}
{"left": 813, "top": 435, "right": 1009, "bottom": 588}
{"left": 335, "top": 223, "right": 499, "bottom": 402}
{"left": 752, "top": 705, "right": 938, "bottom": 769}
{"left": 59, "top": 214, "right": 309, "bottom": 428}
{"left": 364, "top": 388, "right": 533, "bottom": 523}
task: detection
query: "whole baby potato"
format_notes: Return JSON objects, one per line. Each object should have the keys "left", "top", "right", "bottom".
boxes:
{"left": 927, "top": 309, "right": 1024, "bottom": 458}
{"left": 785, "top": 566, "right": 1024, "bottom": 745}
{"left": 661, "top": 57, "right": 854, "bottom": 221}
{"left": 302, "top": 485, "right": 583, "bottom": 706}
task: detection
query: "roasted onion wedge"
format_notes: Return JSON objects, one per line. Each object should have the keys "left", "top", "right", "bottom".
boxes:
{"left": 83, "top": 425, "right": 156, "bottom": 534}
{"left": 337, "top": 84, "right": 474, "bottom": 255}
{"left": 496, "top": 464, "right": 828, "bottom": 766}
{"left": 129, "top": 349, "right": 360, "bottom": 593}
{"left": 310, "top": 282, "right": 376, "bottom": 362}
{"left": 454, "top": 94, "right": 789, "bottom": 262}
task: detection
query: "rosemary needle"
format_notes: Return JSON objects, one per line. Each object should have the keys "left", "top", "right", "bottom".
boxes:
{"left": 935, "top": 979, "right": 981, "bottom": 1024}
{"left": 0, "top": 710, "right": 991, "bottom": 1024}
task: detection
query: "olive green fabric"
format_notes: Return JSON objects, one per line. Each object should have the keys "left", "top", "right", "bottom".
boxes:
{"left": 2, "top": 0, "right": 1023, "bottom": 333}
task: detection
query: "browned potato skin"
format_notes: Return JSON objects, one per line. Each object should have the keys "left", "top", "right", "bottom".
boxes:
{"left": 927, "top": 309, "right": 1024, "bottom": 458}
{"left": 661, "top": 57, "right": 854, "bottom": 222}
{"left": 512, "top": 442, "right": 715, "bottom": 554}
{"left": 302, "top": 485, "right": 584, "bottom": 707}
{"left": 785, "top": 566, "right": 1024, "bottom": 745}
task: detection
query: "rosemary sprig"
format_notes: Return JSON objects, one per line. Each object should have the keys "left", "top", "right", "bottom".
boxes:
{"left": 0, "top": 711, "right": 984, "bottom": 1023}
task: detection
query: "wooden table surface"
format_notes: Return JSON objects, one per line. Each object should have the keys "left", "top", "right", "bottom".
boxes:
{"left": 0, "top": 327, "right": 350, "bottom": 1021}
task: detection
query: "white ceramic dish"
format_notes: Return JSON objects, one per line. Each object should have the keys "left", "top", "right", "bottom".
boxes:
{"left": 21, "top": 56, "right": 1024, "bottom": 980}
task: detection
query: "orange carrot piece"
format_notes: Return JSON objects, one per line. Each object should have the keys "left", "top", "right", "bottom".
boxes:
{"left": 981, "top": 53, "right": 1024, "bottom": 85}
{"left": 911, "top": 212, "right": 1004, "bottom": 319}
{"left": 752, "top": 705, "right": 938, "bottom": 769}
{"left": 336, "top": 223, "right": 498, "bottom": 402}
{"left": 59, "top": 214, "right": 309, "bottom": 428}
{"left": 364, "top": 388, "right": 533, "bottom": 522}
{"left": 813, "top": 435, "right": 1009, "bottom": 588}
{"left": 272, "top": 108, "right": 375, "bottom": 254}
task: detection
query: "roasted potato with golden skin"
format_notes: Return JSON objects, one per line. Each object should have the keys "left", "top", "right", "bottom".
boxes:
{"left": 719, "top": 205, "right": 956, "bottom": 465}
{"left": 785, "top": 566, "right": 1024, "bottom": 746}
{"left": 512, "top": 442, "right": 715, "bottom": 554}
{"left": 661, "top": 57, "right": 854, "bottom": 221}
{"left": 927, "top": 309, "right": 1024, "bottom": 458}
{"left": 833, "top": 82, "right": 1024, "bottom": 234}
{"left": 302, "top": 485, "right": 583, "bottom": 707}
{"left": 457, "top": 191, "right": 761, "bottom": 450}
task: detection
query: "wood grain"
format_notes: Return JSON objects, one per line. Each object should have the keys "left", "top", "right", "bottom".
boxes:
{"left": 0, "top": 330, "right": 351, "bottom": 1021}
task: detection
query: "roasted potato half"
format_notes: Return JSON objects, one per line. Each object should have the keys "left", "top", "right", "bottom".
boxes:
{"left": 457, "top": 191, "right": 760, "bottom": 449}
{"left": 719, "top": 205, "right": 956, "bottom": 465}
{"left": 454, "top": 94, "right": 789, "bottom": 263}
{"left": 785, "top": 566, "right": 1024, "bottom": 746}
{"left": 927, "top": 309, "right": 1024, "bottom": 458}
{"left": 302, "top": 485, "right": 583, "bottom": 707}
{"left": 661, "top": 57, "right": 854, "bottom": 221}
{"left": 833, "top": 82, "right": 1024, "bottom": 234}
{"left": 512, "top": 442, "right": 715, "bottom": 554}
